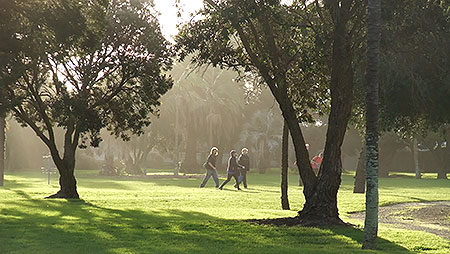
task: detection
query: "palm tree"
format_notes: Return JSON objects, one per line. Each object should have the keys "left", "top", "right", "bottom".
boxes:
{"left": 159, "top": 61, "right": 246, "bottom": 173}
{"left": 238, "top": 108, "right": 283, "bottom": 174}
{"left": 363, "top": 0, "right": 381, "bottom": 249}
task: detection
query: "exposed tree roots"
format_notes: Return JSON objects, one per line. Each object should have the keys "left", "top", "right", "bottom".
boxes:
{"left": 45, "top": 191, "right": 79, "bottom": 199}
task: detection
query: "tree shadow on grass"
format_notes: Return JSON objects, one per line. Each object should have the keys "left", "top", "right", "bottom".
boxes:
{"left": 0, "top": 191, "right": 413, "bottom": 254}
{"left": 83, "top": 175, "right": 203, "bottom": 189}
{"left": 84, "top": 173, "right": 289, "bottom": 191}
{"left": 1, "top": 179, "right": 36, "bottom": 189}
{"left": 77, "top": 178, "right": 136, "bottom": 190}
{"left": 328, "top": 225, "right": 411, "bottom": 253}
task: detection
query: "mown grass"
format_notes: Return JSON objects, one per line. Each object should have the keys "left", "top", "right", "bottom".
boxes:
{"left": 0, "top": 169, "right": 449, "bottom": 254}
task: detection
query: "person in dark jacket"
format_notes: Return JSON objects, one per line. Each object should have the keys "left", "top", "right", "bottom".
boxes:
{"left": 200, "top": 147, "right": 220, "bottom": 188}
{"left": 218, "top": 150, "right": 243, "bottom": 190}
{"left": 237, "top": 148, "right": 250, "bottom": 188}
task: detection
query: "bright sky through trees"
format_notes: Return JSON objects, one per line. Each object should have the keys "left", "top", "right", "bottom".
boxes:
{"left": 153, "top": 0, "right": 293, "bottom": 40}
{"left": 153, "top": 0, "right": 203, "bottom": 40}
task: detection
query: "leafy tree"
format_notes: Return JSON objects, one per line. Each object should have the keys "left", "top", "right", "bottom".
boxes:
{"left": 177, "top": 0, "right": 365, "bottom": 223}
{"left": 416, "top": 129, "right": 450, "bottom": 179}
{"left": 0, "top": 0, "right": 23, "bottom": 186}
{"left": 378, "top": 0, "right": 450, "bottom": 179}
{"left": 363, "top": 0, "right": 381, "bottom": 249}
{"left": 0, "top": 0, "right": 172, "bottom": 198}
{"left": 352, "top": 0, "right": 450, "bottom": 191}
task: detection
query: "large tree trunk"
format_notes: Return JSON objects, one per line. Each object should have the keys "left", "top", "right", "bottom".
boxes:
{"left": 353, "top": 144, "right": 366, "bottom": 193}
{"left": 281, "top": 121, "right": 290, "bottom": 210}
{"left": 0, "top": 116, "right": 5, "bottom": 186}
{"left": 46, "top": 126, "right": 80, "bottom": 199}
{"left": 363, "top": 0, "right": 381, "bottom": 249}
{"left": 295, "top": 2, "right": 355, "bottom": 224}
{"left": 47, "top": 145, "right": 79, "bottom": 199}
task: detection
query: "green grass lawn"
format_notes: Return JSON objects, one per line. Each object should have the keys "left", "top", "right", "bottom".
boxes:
{"left": 0, "top": 169, "right": 449, "bottom": 254}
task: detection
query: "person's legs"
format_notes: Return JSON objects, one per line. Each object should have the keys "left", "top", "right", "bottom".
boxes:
{"left": 232, "top": 173, "right": 240, "bottom": 190}
{"left": 235, "top": 170, "right": 243, "bottom": 188}
{"left": 219, "top": 173, "right": 233, "bottom": 189}
{"left": 211, "top": 170, "right": 220, "bottom": 187}
{"left": 242, "top": 171, "right": 247, "bottom": 188}
{"left": 200, "top": 170, "right": 212, "bottom": 187}
{"left": 237, "top": 170, "right": 243, "bottom": 183}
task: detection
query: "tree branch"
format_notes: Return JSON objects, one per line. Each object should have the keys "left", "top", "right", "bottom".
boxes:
{"left": 22, "top": 69, "right": 56, "bottom": 144}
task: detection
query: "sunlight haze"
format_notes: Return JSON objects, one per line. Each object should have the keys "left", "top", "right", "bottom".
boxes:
{"left": 154, "top": 0, "right": 204, "bottom": 40}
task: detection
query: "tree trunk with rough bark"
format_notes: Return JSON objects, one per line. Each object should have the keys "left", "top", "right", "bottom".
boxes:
{"left": 363, "top": 0, "right": 381, "bottom": 249}
{"left": 354, "top": 144, "right": 366, "bottom": 193}
{"left": 281, "top": 121, "right": 290, "bottom": 210}
{"left": 47, "top": 143, "right": 79, "bottom": 199}
{"left": 0, "top": 116, "right": 5, "bottom": 186}
{"left": 42, "top": 123, "right": 81, "bottom": 199}
{"left": 295, "top": 2, "right": 355, "bottom": 224}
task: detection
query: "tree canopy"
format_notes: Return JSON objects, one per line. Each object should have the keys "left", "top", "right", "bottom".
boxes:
{"left": 0, "top": 0, "right": 173, "bottom": 198}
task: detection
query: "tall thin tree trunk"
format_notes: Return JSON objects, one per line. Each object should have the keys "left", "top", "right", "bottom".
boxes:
{"left": 0, "top": 116, "right": 5, "bottom": 186}
{"left": 363, "top": 0, "right": 381, "bottom": 249}
{"left": 412, "top": 138, "right": 421, "bottom": 179}
{"left": 281, "top": 121, "right": 290, "bottom": 210}
{"left": 353, "top": 144, "right": 366, "bottom": 193}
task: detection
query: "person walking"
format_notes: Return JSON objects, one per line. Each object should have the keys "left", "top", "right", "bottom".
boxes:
{"left": 237, "top": 148, "right": 250, "bottom": 189}
{"left": 200, "top": 147, "right": 220, "bottom": 188}
{"left": 311, "top": 152, "right": 323, "bottom": 176}
{"left": 219, "top": 150, "right": 243, "bottom": 190}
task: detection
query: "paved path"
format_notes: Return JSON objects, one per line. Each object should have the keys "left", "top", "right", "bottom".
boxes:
{"left": 349, "top": 201, "right": 450, "bottom": 240}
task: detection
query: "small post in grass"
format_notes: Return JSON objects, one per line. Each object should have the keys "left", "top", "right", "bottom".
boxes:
{"left": 41, "top": 155, "right": 56, "bottom": 185}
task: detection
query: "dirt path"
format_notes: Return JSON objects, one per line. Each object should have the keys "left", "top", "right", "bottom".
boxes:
{"left": 348, "top": 201, "right": 450, "bottom": 240}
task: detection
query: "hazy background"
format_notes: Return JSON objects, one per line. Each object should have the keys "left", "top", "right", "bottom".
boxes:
{"left": 4, "top": 1, "right": 445, "bottom": 176}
